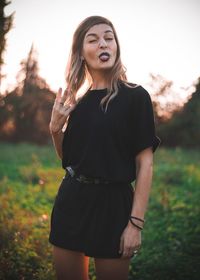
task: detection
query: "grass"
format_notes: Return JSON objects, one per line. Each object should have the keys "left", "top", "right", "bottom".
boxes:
{"left": 0, "top": 143, "right": 200, "bottom": 280}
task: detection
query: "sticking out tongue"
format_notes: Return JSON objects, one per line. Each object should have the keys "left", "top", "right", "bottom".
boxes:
{"left": 99, "top": 53, "right": 110, "bottom": 62}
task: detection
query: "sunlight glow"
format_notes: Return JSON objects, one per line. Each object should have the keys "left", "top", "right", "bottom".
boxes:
{"left": 1, "top": 0, "right": 200, "bottom": 103}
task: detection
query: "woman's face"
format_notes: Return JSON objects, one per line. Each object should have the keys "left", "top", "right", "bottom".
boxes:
{"left": 82, "top": 24, "right": 117, "bottom": 74}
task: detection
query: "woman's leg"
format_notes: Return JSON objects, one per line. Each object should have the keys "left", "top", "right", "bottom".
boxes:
{"left": 53, "top": 246, "right": 90, "bottom": 280}
{"left": 94, "top": 257, "right": 131, "bottom": 280}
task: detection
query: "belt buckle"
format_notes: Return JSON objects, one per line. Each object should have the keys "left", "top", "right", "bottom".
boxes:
{"left": 66, "top": 167, "right": 109, "bottom": 185}
{"left": 66, "top": 166, "right": 75, "bottom": 177}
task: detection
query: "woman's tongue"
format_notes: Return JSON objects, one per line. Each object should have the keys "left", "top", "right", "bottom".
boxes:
{"left": 99, "top": 54, "right": 110, "bottom": 62}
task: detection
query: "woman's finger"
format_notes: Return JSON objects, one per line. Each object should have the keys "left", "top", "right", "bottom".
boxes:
{"left": 122, "top": 246, "right": 133, "bottom": 258}
{"left": 55, "top": 87, "right": 63, "bottom": 103}
{"left": 60, "top": 88, "right": 69, "bottom": 104}
{"left": 122, "top": 247, "right": 129, "bottom": 258}
{"left": 53, "top": 103, "right": 76, "bottom": 118}
{"left": 62, "top": 104, "right": 76, "bottom": 116}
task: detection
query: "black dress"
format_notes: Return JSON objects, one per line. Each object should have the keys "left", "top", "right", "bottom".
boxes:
{"left": 49, "top": 82, "right": 160, "bottom": 258}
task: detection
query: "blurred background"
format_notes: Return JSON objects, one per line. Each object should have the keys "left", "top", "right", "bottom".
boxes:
{"left": 0, "top": 0, "right": 200, "bottom": 279}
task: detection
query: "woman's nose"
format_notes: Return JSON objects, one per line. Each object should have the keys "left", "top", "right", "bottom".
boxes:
{"left": 99, "top": 38, "right": 107, "bottom": 48}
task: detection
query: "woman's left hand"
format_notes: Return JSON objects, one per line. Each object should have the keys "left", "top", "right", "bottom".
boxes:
{"left": 119, "top": 222, "right": 142, "bottom": 258}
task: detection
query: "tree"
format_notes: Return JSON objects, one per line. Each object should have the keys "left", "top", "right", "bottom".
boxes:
{"left": 158, "top": 77, "right": 200, "bottom": 147}
{"left": 16, "top": 44, "right": 47, "bottom": 92}
{"left": 0, "top": 0, "right": 14, "bottom": 86}
{"left": 148, "top": 74, "right": 184, "bottom": 124}
{"left": 0, "top": 45, "right": 55, "bottom": 144}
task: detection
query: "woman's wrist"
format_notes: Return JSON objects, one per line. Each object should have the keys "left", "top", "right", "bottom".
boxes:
{"left": 49, "top": 123, "right": 63, "bottom": 135}
{"left": 130, "top": 215, "right": 145, "bottom": 223}
{"left": 128, "top": 221, "right": 142, "bottom": 231}
{"left": 128, "top": 215, "right": 145, "bottom": 231}
{"left": 50, "top": 129, "right": 63, "bottom": 136}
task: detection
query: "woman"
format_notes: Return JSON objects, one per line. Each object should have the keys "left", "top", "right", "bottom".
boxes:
{"left": 49, "top": 15, "right": 160, "bottom": 280}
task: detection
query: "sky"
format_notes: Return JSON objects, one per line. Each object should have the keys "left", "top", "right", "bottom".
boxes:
{"left": 1, "top": 0, "right": 200, "bottom": 101}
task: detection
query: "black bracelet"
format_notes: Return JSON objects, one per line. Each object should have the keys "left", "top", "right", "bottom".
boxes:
{"left": 130, "top": 215, "right": 145, "bottom": 223}
{"left": 129, "top": 218, "right": 143, "bottom": 230}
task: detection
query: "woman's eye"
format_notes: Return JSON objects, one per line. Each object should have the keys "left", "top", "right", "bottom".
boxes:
{"left": 105, "top": 38, "right": 113, "bottom": 41}
{"left": 89, "top": 40, "right": 97, "bottom": 43}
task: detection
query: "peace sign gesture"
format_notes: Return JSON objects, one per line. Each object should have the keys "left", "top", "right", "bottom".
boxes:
{"left": 49, "top": 88, "right": 76, "bottom": 134}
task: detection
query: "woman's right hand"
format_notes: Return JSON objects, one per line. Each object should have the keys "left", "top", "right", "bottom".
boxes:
{"left": 49, "top": 88, "right": 76, "bottom": 134}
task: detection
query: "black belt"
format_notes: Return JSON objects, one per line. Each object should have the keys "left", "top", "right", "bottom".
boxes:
{"left": 66, "top": 166, "right": 110, "bottom": 184}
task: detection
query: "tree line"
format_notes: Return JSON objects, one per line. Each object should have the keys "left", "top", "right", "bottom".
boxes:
{"left": 0, "top": 0, "right": 199, "bottom": 147}
{"left": 0, "top": 44, "right": 55, "bottom": 144}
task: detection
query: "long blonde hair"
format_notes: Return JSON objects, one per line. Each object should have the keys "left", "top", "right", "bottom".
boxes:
{"left": 65, "top": 15, "right": 129, "bottom": 112}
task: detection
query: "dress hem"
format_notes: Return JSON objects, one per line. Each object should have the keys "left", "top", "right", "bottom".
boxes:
{"left": 49, "top": 239, "right": 122, "bottom": 259}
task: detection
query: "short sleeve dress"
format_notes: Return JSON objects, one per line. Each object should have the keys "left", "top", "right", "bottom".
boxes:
{"left": 49, "top": 82, "right": 160, "bottom": 258}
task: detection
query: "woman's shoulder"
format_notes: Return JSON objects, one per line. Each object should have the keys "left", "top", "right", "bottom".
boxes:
{"left": 119, "top": 81, "right": 150, "bottom": 100}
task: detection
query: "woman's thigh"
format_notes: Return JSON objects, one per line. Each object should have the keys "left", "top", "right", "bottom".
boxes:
{"left": 53, "top": 246, "right": 89, "bottom": 280}
{"left": 94, "top": 257, "right": 131, "bottom": 280}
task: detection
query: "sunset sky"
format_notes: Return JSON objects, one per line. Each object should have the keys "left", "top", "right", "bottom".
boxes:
{"left": 1, "top": 0, "right": 200, "bottom": 101}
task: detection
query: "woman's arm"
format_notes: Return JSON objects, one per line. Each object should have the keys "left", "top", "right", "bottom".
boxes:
{"left": 49, "top": 88, "right": 76, "bottom": 159}
{"left": 130, "top": 147, "right": 153, "bottom": 222}
{"left": 119, "top": 147, "right": 153, "bottom": 258}
{"left": 49, "top": 130, "right": 64, "bottom": 159}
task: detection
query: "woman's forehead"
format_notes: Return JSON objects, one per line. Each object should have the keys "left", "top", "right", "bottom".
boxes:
{"left": 85, "top": 24, "right": 113, "bottom": 37}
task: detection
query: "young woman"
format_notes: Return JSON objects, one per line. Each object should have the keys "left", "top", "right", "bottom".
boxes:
{"left": 49, "top": 15, "right": 160, "bottom": 280}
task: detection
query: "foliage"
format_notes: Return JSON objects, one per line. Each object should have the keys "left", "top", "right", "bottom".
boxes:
{"left": 129, "top": 148, "right": 200, "bottom": 280}
{"left": 0, "top": 143, "right": 200, "bottom": 279}
{"left": 149, "top": 73, "right": 173, "bottom": 123}
{"left": 0, "top": 0, "right": 14, "bottom": 82}
{"left": 158, "top": 77, "right": 200, "bottom": 148}
{"left": 0, "top": 143, "right": 61, "bottom": 280}
{"left": 148, "top": 74, "right": 185, "bottom": 124}
{"left": 0, "top": 46, "right": 55, "bottom": 144}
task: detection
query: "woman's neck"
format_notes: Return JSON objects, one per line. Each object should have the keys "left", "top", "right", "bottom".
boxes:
{"left": 90, "top": 71, "right": 110, "bottom": 90}
{"left": 91, "top": 81, "right": 108, "bottom": 90}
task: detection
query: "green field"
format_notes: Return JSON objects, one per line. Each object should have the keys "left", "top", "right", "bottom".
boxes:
{"left": 0, "top": 143, "right": 200, "bottom": 280}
